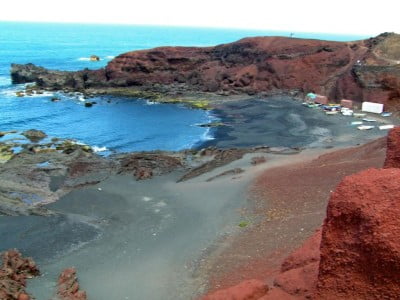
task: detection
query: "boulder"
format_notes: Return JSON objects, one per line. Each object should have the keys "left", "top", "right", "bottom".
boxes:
{"left": 315, "top": 168, "right": 400, "bottom": 299}
{"left": 57, "top": 268, "right": 87, "bottom": 300}
{"left": 22, "top": 129, "right": 47, "bottom": 142}
{"left": 384, "top": 127, "right": 400, "bottom": 168}
{"left": 89, "top": 55, "right": 100, "bottom": 62}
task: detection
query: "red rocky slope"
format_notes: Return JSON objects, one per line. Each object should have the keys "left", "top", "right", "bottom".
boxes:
{"left": 11, "top": 33, "right": 400, "bottom": 105}
{"left": 202, "top": 127, "right": 400, "bottom": 299}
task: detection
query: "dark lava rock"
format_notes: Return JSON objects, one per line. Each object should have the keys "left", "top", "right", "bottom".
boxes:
{"left": 22, "top": 129, "right": 47, "bottom": 142}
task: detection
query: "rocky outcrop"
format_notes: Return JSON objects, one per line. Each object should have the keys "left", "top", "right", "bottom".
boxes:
{"left": 22, "top": 129, "right": 47, "bottom": 142}
{"left": 0, "top": 250, "right": 39, "bottom": 300}
{"left": 201, "top": 279, "right": 269, "bottom": 300}
{"left": 316, "top": 168, "right": 400, "bottom": 299}
{"left": 202, "top": 129, "right": 400, "bottom": 300}
{"left": 57, "top": 268, "right": 87, "bottom": 300}
{"left": 384, "top": 126, "right": 400, "bottom": 168}
{"left": 11, "top": 33, "right": 400, "bottom": 104}
{"left": 0, "top": 250, "right": 87, "bottom": 300}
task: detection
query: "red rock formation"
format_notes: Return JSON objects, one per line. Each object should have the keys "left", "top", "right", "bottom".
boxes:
{"left": 57, "top": 268, "right": 87, "bottom": 300}
{"left": 0, "top": 249, "right": 39, "bottom": 300}
{"left": 270, "top": 230, "right": 321, "bottom": 299}
{"left": 384, "top": 127, "right": 400, "bottom": 168}
{"left": 316, "top": 168, "right": 400, "bottom": 299}
{"left": 201, "top": 279, "right": 269, "bottom": 300}
{"left": 11, "top": 33, "right": 400, "bottom": 105}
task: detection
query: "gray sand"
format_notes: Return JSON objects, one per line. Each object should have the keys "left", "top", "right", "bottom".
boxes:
{"left": 0, "top": 96, "right": 395, "bottom": 299}
{"left": 15, "top": 164, "right": 256, "bottom": 300}
{"left": 204, "top": 97, "right": 390, "bottom": 149}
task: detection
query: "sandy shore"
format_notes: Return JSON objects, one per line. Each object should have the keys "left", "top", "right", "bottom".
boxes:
{"left": 0, "top": 95, "right": 395, "bottom": 299}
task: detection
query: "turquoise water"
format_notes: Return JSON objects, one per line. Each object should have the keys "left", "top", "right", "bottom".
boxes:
{"left": 0, "top": 22, "right": 370, "bottom": 152}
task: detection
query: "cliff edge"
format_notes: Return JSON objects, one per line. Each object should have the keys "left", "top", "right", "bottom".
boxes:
{"left": 202, "top": 127, "right": 400, "bottom": 299}
{"left": 11, "top": 33, "right": 400, "bottom": 105}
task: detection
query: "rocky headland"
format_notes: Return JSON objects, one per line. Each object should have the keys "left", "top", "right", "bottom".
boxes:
{"left": 11, "top": 33, "right": 400, "bottom": 109}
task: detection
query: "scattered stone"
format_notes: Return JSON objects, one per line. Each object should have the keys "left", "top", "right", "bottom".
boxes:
{"left": 51, "top": 97, "right": 60, "bottom": 102}
{"left": 22, "top": 129, "right": 47, "bottom": 142}
{"left": 84, "top": 102, "right": 93, "bottom": 107}
{"left": 206, "top": 168, "right": 244, "bottom": 182}
{"left": 134, "top": 167, "right": 153, "bottom": 180}
{"left": 0, "top": 144, "right": 14, "bottom": 163}
{"left": 15, "top": 91, "right": 25, "bottom": 97}
{"left": 251, "top": 156, "right": 267, "bottom": 165}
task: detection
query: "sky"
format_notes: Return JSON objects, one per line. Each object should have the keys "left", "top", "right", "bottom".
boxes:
{"left": 0, "top": 0, "right": 399, "bottom": 35}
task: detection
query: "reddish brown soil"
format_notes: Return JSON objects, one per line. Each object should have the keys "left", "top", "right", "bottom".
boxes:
{"left": 203, "top": 138, "right": 387, "bottom": 293}
{"left": 384, "top": 126, "right": 400, "bottom": 168}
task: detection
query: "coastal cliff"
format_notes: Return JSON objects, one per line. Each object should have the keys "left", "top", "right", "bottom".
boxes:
{"left": 202, "top": 127, "right": 400, "bottom": 299}
{"left": 11, "top": 33, "right": 400, "bottom": 105}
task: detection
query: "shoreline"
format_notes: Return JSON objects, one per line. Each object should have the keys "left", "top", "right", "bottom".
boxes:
{"left": 0, "top": 93, "right": 396, "bottom": 299}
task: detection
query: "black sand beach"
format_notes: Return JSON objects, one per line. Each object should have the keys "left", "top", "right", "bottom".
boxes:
{"left": 0, "top": 96, "right": 395, "bottom": 299}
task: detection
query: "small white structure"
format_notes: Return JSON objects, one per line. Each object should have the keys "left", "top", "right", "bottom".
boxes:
{"left": 362, "top": 102, "right": 384, "bottom": 114}
{"left": 379, "top": 125, "right": 395, "bottom": 130}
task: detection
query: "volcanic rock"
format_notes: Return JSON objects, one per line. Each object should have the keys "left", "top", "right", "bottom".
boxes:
{"left": 57, "top": 268, "right": 87, "bottom": 300}
{"left": 11, "top": 33, "right": 400, "bottom": 105}
{"left": 201, "top": 279, "right": 269, "bottom": 300}
{"left": 315, "top": 168, "right": 400, "bottom": 299}
{"left": 384, "top": 126, "right": 400, "bottom": 168}
{"left": 0, "top": 249, "right": 39, "bottom": 300}
{"left": 22, "top": 129, "right": 47, "bottom": 142}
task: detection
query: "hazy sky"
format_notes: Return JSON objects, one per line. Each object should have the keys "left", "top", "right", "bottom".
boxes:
{"left": 1, "top": 0, "right": 399, "bottom": 35}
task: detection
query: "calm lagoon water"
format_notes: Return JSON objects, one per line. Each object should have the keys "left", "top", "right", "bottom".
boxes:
{"left": 0, "top": 22, "right": 370, "bottom": 152}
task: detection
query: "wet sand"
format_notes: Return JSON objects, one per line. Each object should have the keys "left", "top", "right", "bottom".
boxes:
{"left": 0, "top": 96, "right": 394, "bottom": 299}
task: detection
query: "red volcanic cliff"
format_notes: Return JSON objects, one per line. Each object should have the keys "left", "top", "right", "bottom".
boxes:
{"left": 203, "top": 128, "right": 400, "bottom": 299}
{"left": 315, "top": 168, "right": 400, "bottom": 299}
{"left": 384, "top": 126, "right": 400, "bottom": 167}
{"left": 11, "top": 33, "right": 400, "bottom": 104}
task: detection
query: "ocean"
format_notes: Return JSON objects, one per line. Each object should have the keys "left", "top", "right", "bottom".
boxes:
{"left": 0, "top": 22, "right": 370, "bottom": 153}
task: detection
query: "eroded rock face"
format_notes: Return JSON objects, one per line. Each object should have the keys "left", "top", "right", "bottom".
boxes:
{"left": 384, "top": 127, "right": 400, "bottom": 168}
{"left": 11, "top": 33, "right": 400, "bottom": 104}
{"left": 0, "top": 249, "right": 39, "bottom": 300}
{"left": 316, "top": 168, "right": 400, "bottom": 299}
{"left": 57, "top": 268, "right": 87, "bottom": 300}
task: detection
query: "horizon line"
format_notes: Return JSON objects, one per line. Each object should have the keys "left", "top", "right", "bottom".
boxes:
{"left": 0, "top": 20, "right": 380, "bottom": 37}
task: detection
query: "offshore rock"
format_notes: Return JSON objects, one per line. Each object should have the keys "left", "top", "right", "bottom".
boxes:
{"left": 315, "top": 168, "right": 400, "bottom": 299}
{"left": 11, "top": 33, "right": 400, "bottom": 105}
{"left": 384, "top": 126, "right": 400, "bottom": 168}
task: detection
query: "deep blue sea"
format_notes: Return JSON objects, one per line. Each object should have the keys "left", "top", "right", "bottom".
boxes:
{"left": 0, "top": 22, "right": 370, "bottom": 153}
